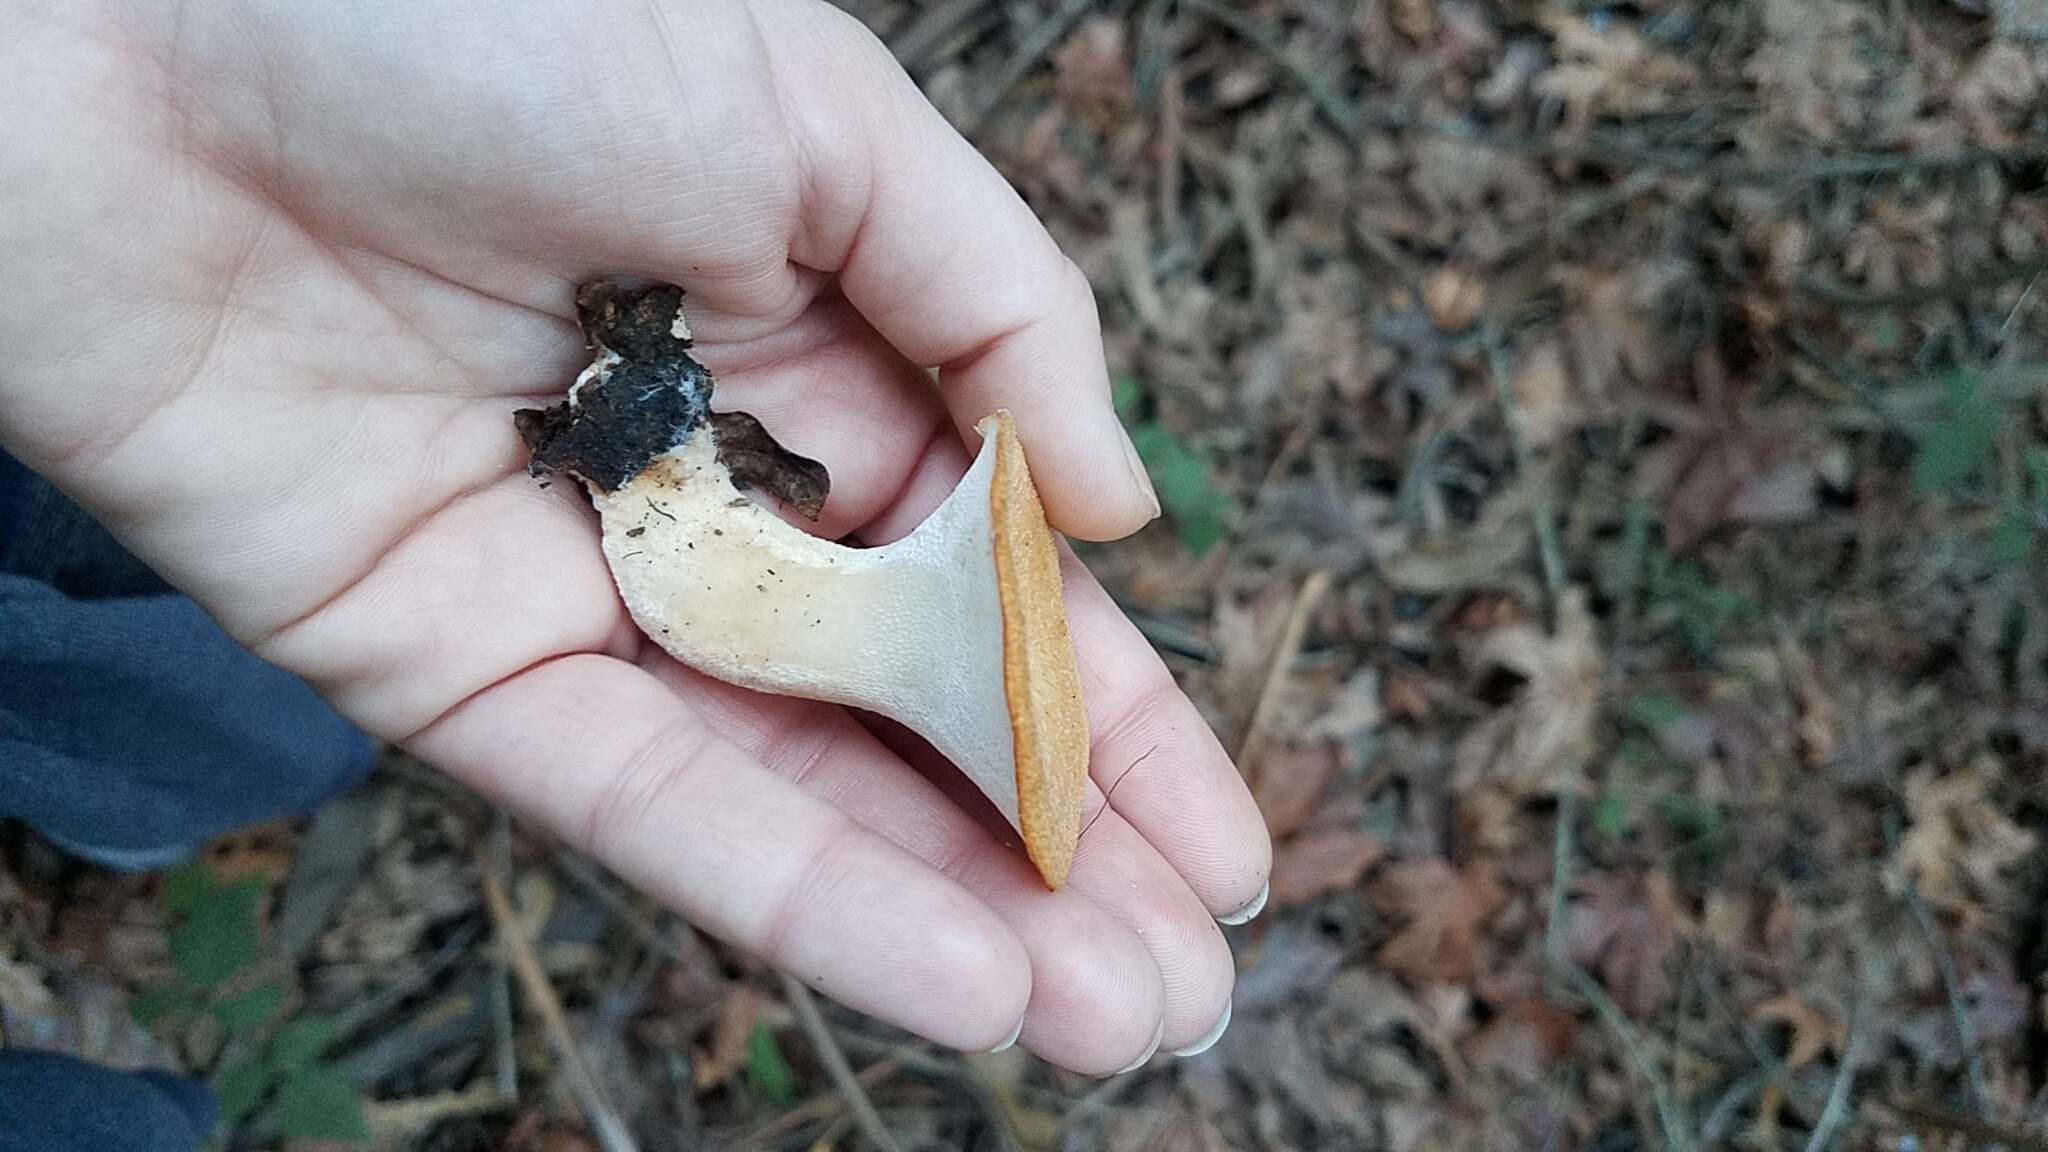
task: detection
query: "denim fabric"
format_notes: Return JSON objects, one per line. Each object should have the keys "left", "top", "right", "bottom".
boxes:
{"left": 0, "top": 451, "right": 375, "bottom": 866}
{"left": 0, "top": 450, "right": 375, "bottom": 1150}
{"left": 0, "top": 1051, "right": 215, "bottom": 1152}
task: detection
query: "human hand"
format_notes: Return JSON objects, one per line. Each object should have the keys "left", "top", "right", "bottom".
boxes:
{"left": 0, "top": 0, "right": 1270, "bottom": 1072}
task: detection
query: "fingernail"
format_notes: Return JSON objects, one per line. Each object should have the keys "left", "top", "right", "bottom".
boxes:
{"left": 1112, "top": 1020, "right": 1166, "bottom": 1076}
{"left": 1171, "top": 999, "right": 1232, "bottom": 1058}
{"left": 1120, "top": 430, "right": 1161, "bottom": 521}
{"left": 986, "top": 1016, "right": 1025, "bottom": 1054}
{"left": 1217, "top": 881, "right": 1268, "bottom": 926}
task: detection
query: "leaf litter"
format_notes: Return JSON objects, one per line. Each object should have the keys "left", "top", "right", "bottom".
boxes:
{"left": 4, "top": 1, "right": 2048, "bottom": 1149}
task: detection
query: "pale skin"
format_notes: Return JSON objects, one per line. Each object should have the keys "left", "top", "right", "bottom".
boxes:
{"left": 0, "top": 0, "right": 1272, "bottom": 1074}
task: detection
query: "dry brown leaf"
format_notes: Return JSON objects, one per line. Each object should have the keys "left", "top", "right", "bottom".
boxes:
{"left": 1511, "top": 337, "right": 1578, "bottom": 449}
{"left": 1746, "top": 0, "right": 1889, "bottom": 143}
{"left": 1253, "top": 739, "right": 1340, "bottom": 839}
{"left": 1452, "top": 588, "right": 1603, "bottom": 798}
{"left": 1466, "top": 998, "right": 1580, "bottom": 1086}
{"left": 1423, "top": 266, "right": 1485, "bottom": 331}
{"left": 1271, "top": 829, "right": 1387, "bottom": 908}
{"left": 1535, "top": 11, "right": 1699, "bottom": 130}
{"left": 1567, "top": 872, "right": 1682, "bottom": 1019}
{"left": 1750, "top": 995, "right": 1841, "bottom": 1069}
{"left": 1371, "top": 859, "right": 1506, "bottom": 986}
{"left": 1558, "top": 261, "right": 1687, "bottom": 399}
{"left": 1633, "top": 418, "right": 1825, "bottom": 552}
{"left": 1053, "top": 16, "right": 1133, "bottom": 131}
{"left": 693, "top": 985, "right": 765, "bottom": 1089}
{"left": 1893, "top": 760, "right": 2037, "bottom": 909}
{"left": 1844, "top": 196, "right": 1949, "bottom": 294}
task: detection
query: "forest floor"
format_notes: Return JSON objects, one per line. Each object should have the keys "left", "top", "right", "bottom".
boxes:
{"left": 5, "top": 1, "right": 2048, "bottom": 1150}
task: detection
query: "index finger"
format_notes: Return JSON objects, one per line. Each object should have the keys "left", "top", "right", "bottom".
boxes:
{"left": 754, "top": 0, "right": 1160, "bottom": 542}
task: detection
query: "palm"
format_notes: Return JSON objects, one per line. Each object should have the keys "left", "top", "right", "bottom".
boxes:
{"left": 1, "top": 0, "right": 1268, "bottom": 1072}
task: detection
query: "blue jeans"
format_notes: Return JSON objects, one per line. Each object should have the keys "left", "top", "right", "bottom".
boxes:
{"left": 0, "top": 450, "right": 374, "bottom": 1149}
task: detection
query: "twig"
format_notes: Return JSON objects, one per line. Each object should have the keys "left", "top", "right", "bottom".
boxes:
{"left": 1177, "top": 0, "right": 1360, "bottom": 136}
{"left": 1997, "top": 270, "right": 2041, "bottom": 347}
{"left": 1482, "top": 321, "right": 1567, "bottom": 617}
{"left": 1156, "top": 62, "right": 1184, "bottom": 245}
{"left": 1111, "top": 200, "right": 1169, "bottom": 333}
{"left": 1885, "top": 813, "right": 1991, "bottom": 1116}
{"left": 1566, "top": 964, "right": 1692, "bottom": 1152}
{"left": 1801, "top": 1001, "right": 1862, "bottom": 1152}
{"left": 1108, "top": 595, "right": 1217, "bottom": 663}
{"left": 778, "top": 973, "right": 904, "bottom": 1152}
{"left": 551, "top": 848, "right": 687, "bottom": 966}
{"left": 1235, "top": 569, "right": 1333, "bottom": 774}
{"left": 1708, "top": 144, "right": 2048, "bottom": 184}
{"left": 960, "top": 0, "right": 1096, "bottom": 134}
{"left": 888, "top": 0, "right": 996, "bottom": 70}
{"left": 1801, "top": 258, "right": 2048, "bottom": 309}
{"left": 1905, "top": 875, "right": 1991, "bottom": 1116}
{"left": 476, "top": 848, "right": 641, "bottom": 1152}
{"left": 1544, "top": 779, "right": 1582, "bottom": 976}
{"left": 733, "top": 1058, "right": 902, "bottom": 1149}
{"left": 487, "top": 812, "right": 520, "bottom": 1101}
{"left": 1223, "top": 153, "right": 1278, "bottom": 303}
{"left": 1885, "top": 1100, "right": 2048, "bottom": 1152}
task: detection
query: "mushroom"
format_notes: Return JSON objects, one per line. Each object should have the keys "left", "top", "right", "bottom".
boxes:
{"left": 516, "top": 280, "right": 1090, "bottom": 889}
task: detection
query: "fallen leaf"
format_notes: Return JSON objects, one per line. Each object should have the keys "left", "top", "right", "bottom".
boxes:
{"left": 1511, "top": 337, "right": 1578, "bottom": 449}
{"left": 1750, "top": 995, "right": 1841, "bottom": 1069}
{"left": 1535, "top": 11, "right": 1699, "bottom": 130}
{"left": 1452, "top": 588, "right": 1603, "bottom": 798}
{"left": 1567, "top": 872, "right": 1682, "bottom": 1019}
{"left": 1637, "top": 418, "right": 1824, "bottom": 553}
{"left": 1466, "top": 998, "right": 1580, "bottom": 1086}
{"left": 1252, "top": 740, "right": 1340, "bottom": 839}
{"left": 1053, "top": 16, "right": 1132, "bottom": 130}
{"left": 1893, "top": 759, "right": 2037, "bottom": 910}
{"left": 1423, "top": 266, "right": 1485, "bottom": 331}
{"left": 1271, "top": 829, "right": 1387, "bottom": 908}
{"left": 1371, "top": 859, "right": 1506, "bottom": 986}
{"left": 1309, "top": 666, "right": 1385, "bottom": 743}
{"left": 694, "top": 986, "right": 765, "bottom": 1089}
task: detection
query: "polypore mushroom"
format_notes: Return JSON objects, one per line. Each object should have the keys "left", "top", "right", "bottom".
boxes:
{"left": 516, "top": 280, "right": 1090, "bottom": 889}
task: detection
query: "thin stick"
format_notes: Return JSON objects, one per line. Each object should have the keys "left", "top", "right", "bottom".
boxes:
{"left": 1177, "top": 0, "right": 1360, "bottom": 136}
{"left": 735, "top": 1058, "right": 902, "bottom": 1149}
{"left": 486, "top": 812, "right": 520, "bottom": 1101}
{"left": 1567, "top": 965, "right": 1691, "bottom": 1152}
{"left": 1482, "top": 322, "right": 1567, "bottom": 616}
{"left": 1885, "top": 1101, "right": 2048, "bottom": 1152}
{"left": 1801, "top": 1002, "right": 1861, "bottom": 1152}
{"left": 1484, "top": 320, "right": 1582, "bottom": 969}
{"left": 887, "top": 0, "right": 993, "bottom": 69}
{"left": 1802, "top": 257, "right": 2048, "bottom": 309}
{"left": 1905, "top": 877, "right": 1990, "bottom": 1116}
{"left": 1156, "top": 63, "right": 1183, "bottom": 246}
{"left": 1885, "top": 813, "right": 1990, "bottom": 1116}
{"left": 778, "top": 973, "right": 904, "bottom": 1152}
{"left": 1235, "top": 568, "right": 1333, "bottom": 774}
{"left": 476, "top": 849, "right": 641, "bottom": 1152}
{"left": 961, "top": 0, "right": 1096, "bottom": 133}
{"left": 1544, "top": 779, "right": 1582, "bottom": 975}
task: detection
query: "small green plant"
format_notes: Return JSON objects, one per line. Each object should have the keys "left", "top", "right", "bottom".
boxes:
{"left": 744, "top": 1020, "right": 797, "bottom": 1105}
{"left": 1113, "top": 375, "right": 1231, "bottom": 556}
{"left": 1653, "top": 791, "right": 1730, "bottom": 873}
{"left": 1989, "top": 445, "right": 2048, "bottom": 569}
{"left": 1910, "top": 374, "right": 2046, "bottom": 568}
{"left": 134, "top": 863, "right": 368, "bottom": 1144}
{"left": 1644, "top": 548, "right": 1754, "bottom": 658}
{"left": 1911, "top": 372, "right": 2002, "bottom": 496}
